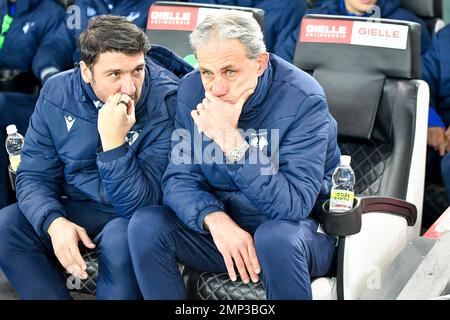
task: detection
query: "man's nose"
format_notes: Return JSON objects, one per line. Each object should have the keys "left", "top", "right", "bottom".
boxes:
{"left": 210, "top": 78, "right": 227, "bottom": 97}
{"left": 119, "top": 75, "right": 136, "bottom": 97}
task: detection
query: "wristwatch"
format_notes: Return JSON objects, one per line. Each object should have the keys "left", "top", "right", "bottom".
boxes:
{"left": 226, "top": 141, "right": 249, "bottom": 163}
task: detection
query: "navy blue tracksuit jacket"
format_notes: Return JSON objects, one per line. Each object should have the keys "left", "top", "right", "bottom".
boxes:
{"left": 162, "top": 54, "right": 341, "bottom": 234}
{"left": 422, "top": 25, "right": 450, "bottom": 205}
{"left": 15, "top": 46, "right": 192, "bottom": 237}
{"left": 189, "top": 0, "right": 308, "bottom": 63}
{"left": 0, "top": 0, "right": 73, "bottom": 209}
{"left": 307, "top": 0, "right": 431, "bottom": 54}
{"left": 423, "top": 25, "right": 450, "bottom": 129}
{"left": 0, "top": 0, "right": 72, "bottom": 82}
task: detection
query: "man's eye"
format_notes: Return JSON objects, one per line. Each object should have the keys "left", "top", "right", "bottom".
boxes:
{"left": 134, "top": 67, "right": 144, "bottom": 74}
{"left": 202, "top": 71, "right": 213, "bottom": 78}
{"left": 226, "top": 70, "right": 236, "bottom": 77}
{"left": 109, "top": 72, "right": 119, "bottom": 78}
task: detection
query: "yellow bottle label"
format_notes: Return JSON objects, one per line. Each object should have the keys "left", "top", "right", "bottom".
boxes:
{"left": 329, "top": 190, "right": 354, "bottom": 213}
{"left": 9, "top": 154, "right": 21, "bottom": 172}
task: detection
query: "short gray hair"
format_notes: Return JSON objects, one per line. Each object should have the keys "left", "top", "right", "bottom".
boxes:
{"left": 189, "top": 10, "right": 266, "bottom": 59}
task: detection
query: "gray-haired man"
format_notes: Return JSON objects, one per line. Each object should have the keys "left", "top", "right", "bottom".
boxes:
{"left": 128, "top": 11, "right": 340, "bottom": 300}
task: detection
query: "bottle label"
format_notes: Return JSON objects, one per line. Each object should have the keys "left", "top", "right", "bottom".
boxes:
{"left": 329, "top": 190, "right": 354, "bottom": 213}
{"left": 9, "top": 154, "right": 21, "bottom": 172}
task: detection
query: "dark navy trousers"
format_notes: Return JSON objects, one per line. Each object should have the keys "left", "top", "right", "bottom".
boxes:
{"left": 128, "top": 206, "right": 336, "bottom": 300}
{"left": 0, "top": 92, "right": 37, "bottom": 209}
{"left": 0, "top": 199, "right": 140, "bottom": 300}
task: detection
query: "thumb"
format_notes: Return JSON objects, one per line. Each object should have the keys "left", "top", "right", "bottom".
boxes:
{"left": 235, "top": 89, "right": 254, "bottom": 111}
{"left": 77, "top": 228, "right": 96, "bottom": 249}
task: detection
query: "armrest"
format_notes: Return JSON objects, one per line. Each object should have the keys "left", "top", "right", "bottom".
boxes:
{"left": 319, "top": 196, "right": 417, "bottom": 236}
{"left": 359, "top": 196, "right": 417, "bottom": 227}
{"left": 323, "top": 196, "right": 418, "bottom": 299}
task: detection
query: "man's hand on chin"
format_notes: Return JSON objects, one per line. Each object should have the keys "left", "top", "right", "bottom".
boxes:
{"left": 190, "top": 89, "right": 253, "bottom": 153}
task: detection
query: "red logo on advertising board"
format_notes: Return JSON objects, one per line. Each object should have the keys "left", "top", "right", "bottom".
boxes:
{"left": 300, "top": 18, "right": 353, "bottom": 44}
{"left": 147, "top": 5, "right": 198, "bottom": 31}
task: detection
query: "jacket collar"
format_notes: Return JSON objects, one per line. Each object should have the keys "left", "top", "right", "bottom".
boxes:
{"left": 377, "top": 0, "right": 400, "bottom": 17}
{"left": 240, "top": 58, "right": 272, "bottom": 120}
{"left": 148, "top": 44, "right": 193, "bottom": 79}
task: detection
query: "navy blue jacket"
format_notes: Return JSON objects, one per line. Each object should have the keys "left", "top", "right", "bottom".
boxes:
{"left": 68, "top": 0, "right": 155, "bottom": 63}
{"left": 189, "top": 0, "right": 307, "bottom": 63}
{"left": 307, "top": 0, "right": 431, "bottom": 54}
{"left": 15, "top": 46, "right": 192, "bottom": 237}
{"left": 162, "top": 54, "right": 341, "bottom": 234}
{"left": 423, "top": 25, "right": 450, "bottom": 128}
{"left": 0, "top": 0, "right": 72, "bottom": 82}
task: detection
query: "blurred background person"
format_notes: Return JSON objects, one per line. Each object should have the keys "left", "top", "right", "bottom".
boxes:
{"left": 0, "top": 0, "right": 72, "bottom": 208}
{"left": 422, "top": 24, "right": 450, "bottom": 221}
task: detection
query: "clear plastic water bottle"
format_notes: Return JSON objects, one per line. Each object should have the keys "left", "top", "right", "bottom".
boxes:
{"left": 5, "top": 124, "right": 24, "bottom": 173}
{"left": 329, "top": 155, "right": 355, "bottom": 213}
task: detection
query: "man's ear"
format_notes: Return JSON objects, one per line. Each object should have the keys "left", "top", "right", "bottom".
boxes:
{"left": 80, "top": 61, "right": 93, "bottom": 84}
{"left": 256, "top": 52, "right": 269, "bottom": 76}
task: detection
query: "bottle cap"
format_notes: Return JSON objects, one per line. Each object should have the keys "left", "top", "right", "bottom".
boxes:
{"left": 6, "top": 124, "right": 17, "bottom": 135}
{"left": 340, "top": 155, "right": 351, "bottom": 166}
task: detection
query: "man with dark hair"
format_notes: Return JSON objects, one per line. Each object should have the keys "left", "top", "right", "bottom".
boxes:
{"left": 0, "top": 15, "right": 191, "bottom": 299}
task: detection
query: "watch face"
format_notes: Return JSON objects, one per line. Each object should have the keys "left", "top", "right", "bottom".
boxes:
{"left": 228, "top": 149, "right": 241, "bottom": 162}
{"left": 226, "top": 141, "right": 249, "bottom": 163}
